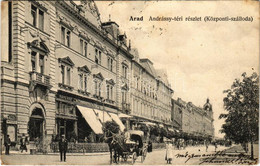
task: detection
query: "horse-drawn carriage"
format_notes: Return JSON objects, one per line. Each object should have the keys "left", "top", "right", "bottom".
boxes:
{"left": 109, "top": 130, "right": 148, "bottom": 164}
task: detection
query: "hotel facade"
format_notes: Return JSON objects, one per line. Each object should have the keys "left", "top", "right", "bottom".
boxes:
{"left": 1, "top": 0, "right": 213, "bottom": 151}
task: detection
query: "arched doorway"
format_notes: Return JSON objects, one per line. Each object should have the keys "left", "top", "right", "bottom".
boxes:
{"left": 28, "top": 107, "right": 45, "bottom": 141}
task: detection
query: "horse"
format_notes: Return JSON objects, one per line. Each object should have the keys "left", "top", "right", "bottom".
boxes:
{"left": 104, "top": 130, "right": 127, "bottom": 164}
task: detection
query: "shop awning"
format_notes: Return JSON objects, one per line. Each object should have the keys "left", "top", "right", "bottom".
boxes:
{"left": 109, "top": 113, "right": 125, "bottom": 132}
{"left": 94, "top": 109, "right": 112, "bottom": 123}
{"left": 118, "top": 113, "right": 132, "bottom": 118}
{"left": 140, "top": 121, "right": 157, "bottom": 126}
{"left": 77, "top": 105, "right": 103, "bottom": 134}
{"left": 159, "top": 124, "right": 164, "bottom": 128}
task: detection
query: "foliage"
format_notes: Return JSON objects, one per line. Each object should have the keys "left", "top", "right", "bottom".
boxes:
{"left": 138, "top": 123, "right": 149, "bottom": 136}
{"left": 103, "top": 121, "right": 120, "bottom": 134}
{"left": 150, "top": 125, "right": 160, "bottom": 136}
{"left": 219, "top": 72, "right": 259, "bottom": 144}
{"left": 160, "top": 127, "right": 167, "bottom": 137}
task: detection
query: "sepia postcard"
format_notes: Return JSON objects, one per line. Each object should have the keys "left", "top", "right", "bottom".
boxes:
{"left": 0, "top": 0, "right": 259, "bottom": 165}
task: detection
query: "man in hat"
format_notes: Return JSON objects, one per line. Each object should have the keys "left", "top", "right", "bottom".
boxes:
{"left": 4, "top": 135, "right": 11, "bottom": 155}
{"left": 59, "top": 135, "right": 68, "bottom": 162}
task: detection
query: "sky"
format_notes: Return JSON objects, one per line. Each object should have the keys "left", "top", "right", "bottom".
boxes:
{"left": 94, "top": 1, "right": 259, "bottom": 138}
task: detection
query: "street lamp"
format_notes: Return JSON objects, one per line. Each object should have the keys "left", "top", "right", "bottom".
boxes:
{"left": 101, "top": 98, "right": 105, "bottom": 123}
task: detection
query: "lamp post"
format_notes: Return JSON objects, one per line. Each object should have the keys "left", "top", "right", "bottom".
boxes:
{"left": 101, "top": 98, "right": 105, "bottom": 123}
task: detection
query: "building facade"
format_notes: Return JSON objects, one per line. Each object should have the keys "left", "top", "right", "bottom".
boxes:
{"left": 130, "top": 51, "right": 173, "bottom": 128}
{"left": 171, "top": 98, "right": 215, "bottom": 139}
{"left": 1, "top": 0, "right": 173, "bottom": 149}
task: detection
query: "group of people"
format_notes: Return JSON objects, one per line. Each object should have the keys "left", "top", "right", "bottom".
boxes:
{"left": 164, "top": 139, "right": 219, "bottom": 164}
{"left": 4, "top": 134, "right": 29, "bottom": 155}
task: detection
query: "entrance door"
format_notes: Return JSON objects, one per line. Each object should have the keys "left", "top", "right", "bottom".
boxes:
{"left": 28, "top": 108, "right": 44, "bottom": 141}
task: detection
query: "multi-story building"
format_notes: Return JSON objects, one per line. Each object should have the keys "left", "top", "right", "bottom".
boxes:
{"left": 171, "top": 98, "right": 215, "bottom": 139}
{"left": 1, "top": 0, "right": 173, "bottom": 150}
{"left": 130, "top": 51, "right": 173, "bottom": 128}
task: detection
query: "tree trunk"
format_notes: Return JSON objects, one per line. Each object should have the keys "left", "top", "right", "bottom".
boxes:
{"left": 250, "top": 139, "right": 254, "bottom": 159}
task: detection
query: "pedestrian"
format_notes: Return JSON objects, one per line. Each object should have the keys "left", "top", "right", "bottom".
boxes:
{"left": 205, "top": 141, "right": 209, "bottom": 152}
{"left": 20, "top": 134, "right": 27, "bottom": 153}
{"left": 165, "top": 140, "right": 173, "bottom": 164}
{"left": 59, "top": 135, "right": 68, "bottom": 162}
{"left": 214, "top": 142, "right": 218, "bottom": 152}
{"left": 4, "top": 135, "right": 11, "bottom": 155}
{"left": 148, "top": 140, "right": 153, "bottom": 153}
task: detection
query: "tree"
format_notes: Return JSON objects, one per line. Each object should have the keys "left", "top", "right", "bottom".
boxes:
{"left": 219, "top": 72, "right": 259, "bottom": 159}
{"left": 103, "top": 121, "right": 120, "bottom": 134}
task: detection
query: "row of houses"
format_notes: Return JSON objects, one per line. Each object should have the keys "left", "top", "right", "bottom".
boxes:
{"left": 1, "top": 0, "right": 214, "bottom": 149}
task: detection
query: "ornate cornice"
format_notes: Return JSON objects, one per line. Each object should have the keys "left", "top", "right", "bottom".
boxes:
{"left": 58, "top": 57, "right": 74, "bottom": 67}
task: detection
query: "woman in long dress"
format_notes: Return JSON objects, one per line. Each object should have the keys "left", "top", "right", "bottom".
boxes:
{"left": 165, "top": 141, "right": 173, "bottom": 164}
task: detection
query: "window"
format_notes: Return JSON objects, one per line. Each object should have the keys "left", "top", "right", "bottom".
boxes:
{"left": 107, "top": 85, "right": 110, "bottom": 99}
{"left": 84, "top": 75, "right": 87, "bottom": 91}
{"left": 122, "top": 65, "right": 128, "bottom": 78}
{"left": 110, "top": 86, "right": 113, "bottom": 100}
{"left": 30, "top": 43, "right": 48, "bottom": 75}
{"left": 98, "top": 82, "right": 101, "bottom": 97}
{"left": 84, "top": 42, "right": 88, "bottom": 57}
{"left": 94, "top": 81, "right": 102, "bottom": 97}
{"left": 110, "top": 59, "right": 113, "bottom": 71}
{"left": 39, "top": 55, "right": 44, "bottom": 74}
{"left": 38, "top": 9, "right": 44, "bottom": 31}
{"left": 61, "top": 26, "right": 71, "bottom": 47}
{"left": 78, "top": 74, "right": 83, "bottom": 90}
{"left": 78, "top": 73, "right": 88, "bottom": 92}
{"left": 31, "top": 5, "right": 37, "bottom": 27}
{"left": 80, "top": 39, "right": 83, "bottom": 54}
{"left": 31, "top": 51, "right": 36, "bottom": 71}
{"left": 67, "top": 68, "right": 71, "bottom": 85}
{"left": 61, "top": 65, "right": 65, "bottom": 84}
{"left": 99, "top": 51, "right": 102, "bottom": 64}
{"left": 122, "top": 91, "right": 127, "bottom": 103}
{"left": 61, "top": 27, "right": 65, "bottom": 44}
{"left": 95, "top": 81, "right": 98, "bottom": 95}
{"left": 31, "top": 5, "right": 45, "bottom": 31}
{"left": 95, "top": 49, "right": 99, "bottom": 64}
{"left": 107, "top": 57, "right": 113, "bottom": 72}
{"left": 66, "top": 31, "right": 71, "bottom": 47}
{"left": 106, "top": 84, "right": 114, "bottom": 100}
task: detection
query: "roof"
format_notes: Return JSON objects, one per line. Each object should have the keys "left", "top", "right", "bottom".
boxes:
{"left": 139, "top": 59, "right": 157, "bottom": 77}
{"left": 156, "top": 69, "right": 170, "bottom": 86}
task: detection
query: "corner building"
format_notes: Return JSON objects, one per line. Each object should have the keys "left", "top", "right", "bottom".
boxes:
{"left": 2, "top": 0, "right": 175, "bottom": 151}
{"left": 1, "top": 0, "right": 133, "bottom": 149}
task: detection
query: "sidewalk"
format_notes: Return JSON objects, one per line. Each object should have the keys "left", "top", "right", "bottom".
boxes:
{"left": 2, "top": 150, "right": 110, "bottom": 156}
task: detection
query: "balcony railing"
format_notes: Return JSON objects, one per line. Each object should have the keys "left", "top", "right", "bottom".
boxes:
{"left": 30, "top": 71, "right": 51, "bottom": 87}
{"left": 105, "top": 99, "right": 115, "bottom": 105}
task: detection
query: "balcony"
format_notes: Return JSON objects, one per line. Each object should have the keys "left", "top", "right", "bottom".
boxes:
{"left": 122, "top": 102, "right": 131, "bottom": 114}
{"left": 29, "top": 71, "right": 52, "bottom": 90}
{"left": 58, "top": 83, "right": 73, "bottom": 91}
{"left": 105, "top": 99, "right": 115, "bottom": 105}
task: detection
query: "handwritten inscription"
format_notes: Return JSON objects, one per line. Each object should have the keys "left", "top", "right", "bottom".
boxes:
{"left": 175, "top": 151, "right": 258, "bottom": 165}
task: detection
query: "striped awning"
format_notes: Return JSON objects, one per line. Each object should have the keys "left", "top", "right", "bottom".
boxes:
{"left": 109, "top": 113, "right": 125, "bottom": 132}
{"left": 77, "top": 105, "right": 103, "bottom": 134}
{"left": 94, "top": 109, "right": 112, "bottom": 123}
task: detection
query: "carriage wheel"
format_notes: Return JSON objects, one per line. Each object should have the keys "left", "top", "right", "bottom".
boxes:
{"left": 132, "top": 152, "right": 137, "bottom": 164}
